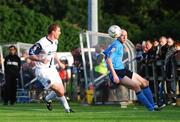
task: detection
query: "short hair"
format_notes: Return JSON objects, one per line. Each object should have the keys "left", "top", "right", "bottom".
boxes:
{"left": 159, "top": 36, "right": 167, "bottom": 41}
{"left": 175, "top": 41, "right": 180, "bottom": 47}
{"left": 9, "top": 45, "right": 17, "bottom": 50}
{"left": 48, "top": 23, "right": 60, "bottom": 34}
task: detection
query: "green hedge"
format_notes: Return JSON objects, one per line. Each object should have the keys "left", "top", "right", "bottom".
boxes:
{"left": 0, "top": 4, "right": 81, "bottom": 51}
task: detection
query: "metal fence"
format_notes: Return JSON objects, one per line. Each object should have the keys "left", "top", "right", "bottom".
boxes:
{"left": 137, "top": 57, "right": 180, "bottom": 106}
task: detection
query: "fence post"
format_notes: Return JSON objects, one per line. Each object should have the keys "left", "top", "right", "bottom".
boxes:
{"left": 152, "top": 61, "right": 158, "bottom": 104}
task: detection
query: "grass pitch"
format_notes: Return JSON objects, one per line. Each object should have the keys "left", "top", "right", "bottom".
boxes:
{"left": 0, "top": 102, "right": 180, "bottom": 122}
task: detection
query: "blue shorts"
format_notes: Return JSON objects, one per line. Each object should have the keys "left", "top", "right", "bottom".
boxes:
{"left": 109, "top": 69, "right": 133, "bottom": 83}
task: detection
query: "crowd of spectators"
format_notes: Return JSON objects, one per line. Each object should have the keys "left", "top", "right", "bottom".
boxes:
{"left": 135, "top": 36, "right": 180, "bottom": 106}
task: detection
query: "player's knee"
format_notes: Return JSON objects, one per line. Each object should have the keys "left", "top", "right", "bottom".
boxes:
{"left": 60, "top": 92, "right": 65, "bottom": 97}
{"left": 142, "top": 79, "right": 149, "bottom": 87}
{"left": 56, "top": 89, "right": 64, "bottom": 97}
{"left": 132, "top": 83, "right": 141, "bottom": 92}
{"left": 51, "top": 84, "right": 65, "bottom": 97}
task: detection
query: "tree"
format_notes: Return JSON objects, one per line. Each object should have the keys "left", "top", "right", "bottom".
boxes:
{"left": 0, "top": 4, "right": 81, "bottom": 51}
{"left": 1, "top": 0, "right": 179, "bottom": 43}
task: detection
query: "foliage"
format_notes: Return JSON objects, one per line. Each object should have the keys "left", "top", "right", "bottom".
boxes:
{"left": 142, "top": 17, "right": 180, "bottom": 41}
{"left": 102, "top": 0, "right": 180, "bottom": 41}
{"left": 0, "top": 0, "right": 179, "bottom": 45}
{"left": 0, "top": 3, "right": 81, "bottom": 51}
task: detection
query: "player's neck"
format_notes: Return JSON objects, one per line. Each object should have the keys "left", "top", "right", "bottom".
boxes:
{"left": 47, "top": 34, "right": 56, "bottom": 42}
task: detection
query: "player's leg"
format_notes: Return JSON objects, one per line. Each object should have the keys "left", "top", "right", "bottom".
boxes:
{"left": 43, "top": 82, "right": 66, "bottom": 111}
{"left": 132, "top": 73, "right": 155, "bottom": 107}
{"left": 120, "top": 76, "right": 154, "bottom": 111}
{"left": 45, "top": 90, "right": 56, "bottom": 102}
{"left": 38, "top": 68, "right": 73, "bottom": 112}
{"left": 43, "top": 90, "right": 56, "bottom": 111}
{"left": 50, "top": 68, "right": 73, "bottom": 112}
{"left": 132, "top": 72, "right": 149, "bottom": 87}
{"left": 50, "top": 82, "right": 73, "bottom": 113}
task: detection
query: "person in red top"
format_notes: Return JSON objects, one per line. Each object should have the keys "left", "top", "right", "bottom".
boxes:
{"left": 58, "top": 59, "right": 69, "bottom": 97}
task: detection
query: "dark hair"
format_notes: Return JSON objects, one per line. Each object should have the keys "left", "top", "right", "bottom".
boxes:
{"left": 9, "top": 45, "right": 17, "bottom": 50}
{"left": 48, "top": 23, "right": 60, "bottom": 34}
{"left": 175, "top": 41, "right": 180, "bottom": 47}
{"left": 146, "top": 40, "right": 153, "bottom": 44}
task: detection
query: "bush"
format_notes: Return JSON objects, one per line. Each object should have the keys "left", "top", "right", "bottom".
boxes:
{"left": 0, "top": 4, "right": 81, "bottom": 51}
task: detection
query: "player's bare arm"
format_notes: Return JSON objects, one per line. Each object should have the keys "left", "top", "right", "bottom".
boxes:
{"left": 29, "top": 55, "right": 49, "bottom": 64}
{"left": 54, "top": 53, "right": 65, "bottom": 69}
{"left": 106, "top": 57, "right": 119, "bottom": 83}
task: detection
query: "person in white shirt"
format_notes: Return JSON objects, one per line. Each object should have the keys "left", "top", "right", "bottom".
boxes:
{"left": 29, "top": 23, "right": 73, "bottom": 113}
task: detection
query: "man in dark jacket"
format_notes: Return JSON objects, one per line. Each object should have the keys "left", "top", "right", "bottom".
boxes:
{"left": 3, "top": 45, "right": 21, "bottom": 105}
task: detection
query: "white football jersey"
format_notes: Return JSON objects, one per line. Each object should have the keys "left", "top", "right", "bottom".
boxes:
{"left": 29, "top": 36, "right": 58, "bottom": 68}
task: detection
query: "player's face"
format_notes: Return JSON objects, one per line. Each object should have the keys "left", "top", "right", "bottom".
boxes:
{"left": 54, "top": 27, "right": 61, "bottom": 40}
{"left": 120, "top": 31, "right": 127, "bottom": 44}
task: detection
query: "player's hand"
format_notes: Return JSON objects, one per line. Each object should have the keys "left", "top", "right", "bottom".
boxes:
{"left": 113, "top": 75, "right": 120, "bottom": 84}
{"left": 41, "top": 58, "right": 49, "bottom": 64}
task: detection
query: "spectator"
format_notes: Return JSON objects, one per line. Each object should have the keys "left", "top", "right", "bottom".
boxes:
{"left": 138, "top": 40, "right": 155, "bottom": 77}
{"left": 94, "top": 45, "right": 109, "bottom": 103}
{"left": 135, "top": 43, "right": 143, "bottom": 59}
{"left": 58, "top": 58, "right": 69, "bottom": 98}
{"left": 156, "top": 37, "right": 168, "bottom": 106}
{"left": 173, "top": 41, "right": 180, "bottom": 94}
{"left": 164, "top": 38, "right": 176, "bottom": 104}
{"left": 71, "top": 47, "right": 85, "bottom": 102}
{"left": 22, "top": 57, "right": 35, "bottom": 86}
{"left": 152, "top": 38, "right": 160, "bottom": 59}
{"left": 135, "top": 43, "right": 143, "bottom": 75}
{"left": 174, "top": 41, "right": 180, "bottom": 59}
{"left": 158, "top": 36, "right": 168, "bottom": 60}
{"left": 142, "top": 41, "right": 148, "bottom": 53}
{"left": 165, "top": 37, "right": 176, "bottom": 79}
{"left": 95, "top": 45, "right": 108, "bottom": 75}
{"left": 145, "top": 40, "right": 156, "bottom": 61}
{"left": 3, "top": 45, "right": 21, "bottom": 105}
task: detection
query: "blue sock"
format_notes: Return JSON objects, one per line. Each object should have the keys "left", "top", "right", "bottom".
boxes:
{"left": 136, "top": 91, "right": 154, "bottom": 111}
{"left": 143, "top": 87, "right": 155, "bottom": 107}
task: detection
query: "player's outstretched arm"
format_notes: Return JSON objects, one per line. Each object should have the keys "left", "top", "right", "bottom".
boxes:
{"left": 106, "top": 58, "right": 119, "bottom": 84}
{"left": 54, "top": 53, "right": 65, "bottom": 69}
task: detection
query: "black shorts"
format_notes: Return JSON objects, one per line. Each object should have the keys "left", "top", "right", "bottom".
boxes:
{"left": 109, "top": 69, "right": 133, "bottom": 83}
{"left": 115, "top": 69, "right": 133, "bottom": 79}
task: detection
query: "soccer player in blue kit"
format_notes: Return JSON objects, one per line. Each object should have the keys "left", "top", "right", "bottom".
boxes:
{"left": 103, "top": 28, "right": 159, "bottom": 111}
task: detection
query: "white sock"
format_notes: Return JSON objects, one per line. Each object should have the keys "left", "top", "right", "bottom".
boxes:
{"left": 57, "top": 96, "right": 70, "bottom": 110}
{"left": 45, "top": 91, "right": 57, "bottom": 102}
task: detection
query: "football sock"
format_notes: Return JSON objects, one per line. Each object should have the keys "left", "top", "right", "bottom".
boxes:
{"left": 45, "top": 91, "right": 56, "bottom": 101}
{"left": 142, "top": 86, "right": 155, "bottom": 107}
{"left": 57, "top": 96, "right": 70, "bottom": 110}
{"left": 136, "top": 90, "right": 154, "bottom": 111}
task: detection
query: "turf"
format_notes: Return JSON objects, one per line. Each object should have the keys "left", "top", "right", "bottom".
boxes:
{"left": 0, "top": 102, "right": 180, "bottom": 122}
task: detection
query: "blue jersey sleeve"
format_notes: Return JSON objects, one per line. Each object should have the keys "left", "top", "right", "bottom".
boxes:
{"left": 103, "top": 43, "right": 117, "bottom": 59}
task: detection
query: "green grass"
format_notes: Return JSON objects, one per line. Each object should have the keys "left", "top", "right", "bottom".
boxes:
{"left": 0, "top": 102, "right": 180, "bottom": 122}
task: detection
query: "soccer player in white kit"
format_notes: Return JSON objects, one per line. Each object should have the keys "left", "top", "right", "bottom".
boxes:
{"left": 29, "top": 23, "right": 73, "bottom": 113}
